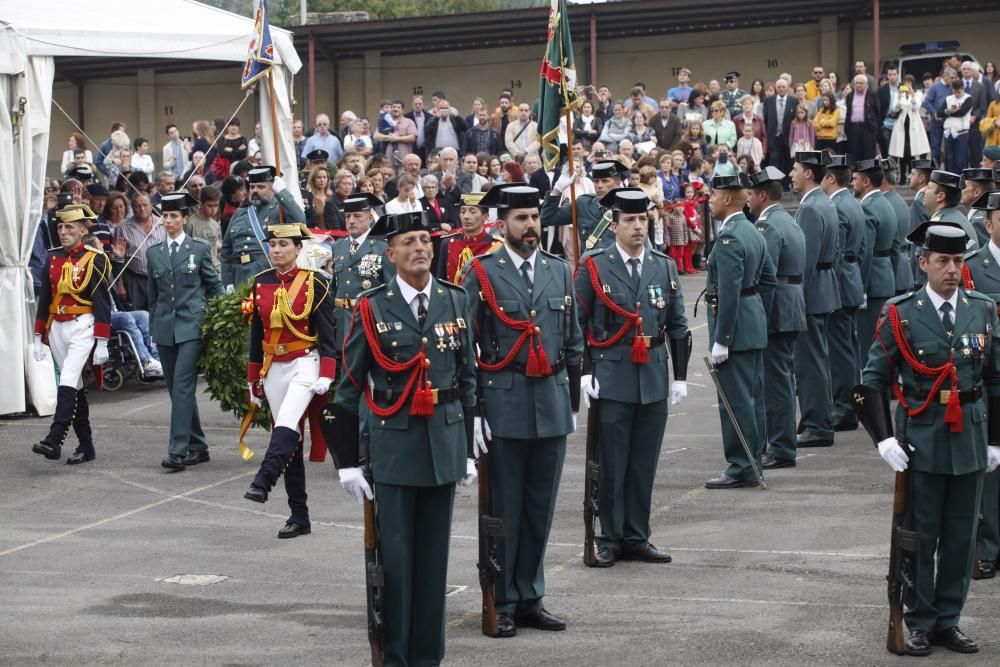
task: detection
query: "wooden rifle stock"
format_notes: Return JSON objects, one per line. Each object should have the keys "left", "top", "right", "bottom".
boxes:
{"left": 477, "top": 448, "right": 504, "bottom": 637}
{"left": 583, "top": 399, "right": 601, "bottom": 566}
{"left": 886, "top": 468, "right": 917, "bottom": 655}
{"left": 363, "top": 468, "right": 384, "bottom": 667}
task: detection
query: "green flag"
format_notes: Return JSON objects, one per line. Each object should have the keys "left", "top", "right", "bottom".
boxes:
{"left": 537, "top": 0, "right": 579, "bottom": 171}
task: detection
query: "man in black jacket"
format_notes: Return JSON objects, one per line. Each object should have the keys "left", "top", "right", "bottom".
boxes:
{"left": 463, "top": 109, "right": 502, "bottom": 157}
{"left": 650, "top": 98, "right": 682, "bottom": 151}
{"left": 844, "top": 75, "right": 881, "bottom": 162}
{"left": 404, "top": 95, "right": 433, "bottom": 162}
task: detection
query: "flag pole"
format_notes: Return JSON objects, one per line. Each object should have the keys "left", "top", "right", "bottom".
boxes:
{"left": 565, "top": 107, "right": 579, "bottom": 265}
{"left": 265, "top": 69, "right": 285, "bottom": 225}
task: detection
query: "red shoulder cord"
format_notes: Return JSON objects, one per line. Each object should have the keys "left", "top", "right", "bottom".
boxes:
{"left": 884, "top": 303, "right": 962, "bottom": 432}
{"left": 356, "top": 297, "right": 434, "bottom": 418}
{"left": 471, "top": 258, "right": 552, "bottom": 376}
{"left": 962, "top": 264, "right": 975, "bottom": 290}
{"left": 581, "top": 256, "right": 649, "bottom": 364}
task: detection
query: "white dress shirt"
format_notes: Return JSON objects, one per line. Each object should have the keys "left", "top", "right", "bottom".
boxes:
{"left": 504, "top": 245, "right": 537, "bottom": 284}
{"left": 396, "top": 275, "right": 434, "bottom": 321}
{"left": 925, "top": 284, "right": 959, "bottom": 322}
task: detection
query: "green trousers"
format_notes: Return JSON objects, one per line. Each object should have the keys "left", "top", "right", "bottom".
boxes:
{"left": 763, "top": 332, "right": 798, "bottom": 462}
{"left": 489, "top": 435, "right": 566, "bottom": 615}
{"left": 716, "top": 350, "right": 765, "bottom": 481}
{"left": 827, "top": 306, "right": 859, "bottom": 424}
{"left": 977, "top": 469, "right": 1000, "bottom": 563}
{"left": 905, "top": 469, "right": 983, "bottom": 632}
{"left": 855, "top": 298, "right": 887, "bottom": 372}
{"left": 158, "top": 339, "right": 208, "bottom": 457}
{"left": 794, "top": 313, "right": 833, "bottom": 439}
{"left": 375, "top": 481, "right": 455, "bottom": 667}
{"left": 596, "top": 399, "right": 668, "bottom": 551}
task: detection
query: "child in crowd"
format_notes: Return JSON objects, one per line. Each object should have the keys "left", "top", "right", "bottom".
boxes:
{"left": 682, "top": 182, "right": 705, "bottom": 271}
{"left": 736, "top": 123, "right": 763, "bottom": 170}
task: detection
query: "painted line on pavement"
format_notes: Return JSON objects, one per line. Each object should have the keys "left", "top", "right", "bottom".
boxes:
{"left": 116, "top": 401, "right": 161, "bottom": 419}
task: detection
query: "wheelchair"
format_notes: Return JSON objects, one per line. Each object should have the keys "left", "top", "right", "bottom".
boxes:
{"left": 100, "top": 330, "right": 163, "bottom": 391}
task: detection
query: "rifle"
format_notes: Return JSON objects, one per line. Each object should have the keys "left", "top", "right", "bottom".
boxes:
{"left": 885, "top": 462, "right": 918, "bottom": 655}
{"left": 362, "top": 467, "right": 384, "bottom": 667}
{"left": 477, "top": 432, "right": 504, "bottom": 637}
{"left": 583, "top": 398, "right": 601, "bottom": 566}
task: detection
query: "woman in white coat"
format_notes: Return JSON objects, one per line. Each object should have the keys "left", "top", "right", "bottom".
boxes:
{"left": 888, "top": 84, "right": 930, "bottom": 177}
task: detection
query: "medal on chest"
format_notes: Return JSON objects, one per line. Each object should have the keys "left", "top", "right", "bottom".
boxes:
{"left": 648, "top": 285, "right": 665, "bottom": 309}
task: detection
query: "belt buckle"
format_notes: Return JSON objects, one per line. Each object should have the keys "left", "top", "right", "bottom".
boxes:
{"left": 240, "top": 254, "right": 251, "bottom": 264}
{"left": 939, "top": 389, "right": 951, "bottom": 405}
{"left": 274, "top": 343, "right": 288, "bottom": 356}
{"left": 641, "top": 335, "right": 651, "bottom": 348}
{"left": 57, "top": 305, "right": 66, "bottom": 314}
{"left": 431, "top": 388, "right": 439, "bottom": 405}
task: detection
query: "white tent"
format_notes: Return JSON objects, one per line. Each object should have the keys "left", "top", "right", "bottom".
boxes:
{"left": 0, "top": 0, "right": 302, "bottom": 416}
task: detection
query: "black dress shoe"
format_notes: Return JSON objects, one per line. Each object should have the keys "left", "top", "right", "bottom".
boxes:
{"left": 161, "top": 454, "right": 186, "bottom": 471}
{"left": 183, "top": 450, "right": 210, "bottom": 466}
{"left": 796, "top": 433, "right": 834, "bottom": 447}
{"left": 905, "top": 628, "right": 931, "bottom": 656}
{"left": 496, "top": 613, "right": 517, "bottom": 638}
{"left": 762, "top": 454, "right": 796, "bottom": 470}
{"left": 243, "top": 485, "right": 268, "bottom": 503}
{"left": 705, "top": 473, "right": 759, "bottom": 489}
{"left": 515, "top": 608, "right": 566, "bottom": 631}
{"left": 32, "top": 442, "right": 61, "bottom": 460}
{"left": 931, "top": 626, "right": 978, "bottom": 653}
{"left": 277, "top": 522, "right": 311, "bottom": 539}
{"left": 592, "top": 546, "right": 619, "bottom": 568}
{"left": 66, "top": 450, "right": 95, "bottom": 465}
{"left": 978, "top": 560, "right": 996, "bottom": 579}
{"left": 622, "top": 542, "right": 672, "bottom": 563}
{"left": 832, "top": 420, "right": 858, "bottom": 432}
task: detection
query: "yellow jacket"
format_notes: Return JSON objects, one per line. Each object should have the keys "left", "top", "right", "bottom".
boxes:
{"left": 814, "top": 108, "right": 839, "bottom": 140}
{"left": 804, "top": 80, "right": 822, "bottom": 102}
{"left": 980, "top": 100, "right": 1000, "bottom": 146}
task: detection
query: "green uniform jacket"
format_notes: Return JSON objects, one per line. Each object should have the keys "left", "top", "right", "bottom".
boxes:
{"left": 862, "top": 286, "right": 1000, "bottom": 475}
{"left": 706, "top": 212, "right": 777, "bottom": 350}
{"left": 333, "top": 277, "right": 477, "bottom": 486}
{"left": 968, "top": 244, "right": 1000, "bottom": 299}
{"left": 884, "top": 188, "right": 914, "bottom": 292}
{"left": 220, "top": 190, "right": 306, "bottom": 288}
{"left": 461, "top": 246, "right": 584, "bottom": 439}
{"left": 574, "top": 246, "right": 688, "bottom": 404}
{"left": 540, "top": 192, "right": 614, "bottom": 252}
{"left": 831, "top": 188, "right": 867, "bottom": 308}
{"left": 147, "top": 237, "right": 224, "bottom": 346}
{"left": 931, "top": 206, "right": 980, "bottom": 257}
{"left": 330, "top": 234, "right": 395, "bottom": 351}
{"left": 796, "top": 187, "right": 841, "bottom": 315}
{"left": 754, "top": 204, "right": 807, "bottom": 333}
{"left": 910, "top": 189, "right": 930, "bottom": 285}
{"left": 860, "top": 190, "right": 899, "bottom": 299}
{"left": 969, "top": 208, "right": 990, "bottom": 249}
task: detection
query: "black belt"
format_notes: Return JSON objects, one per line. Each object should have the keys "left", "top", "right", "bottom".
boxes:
{"left": 604, "top": 334, "right": 666, "bottom": 349}
{"left": 740, "top": 287, "right": 757, "bottom": 296}
{"left": 874, "top": 250, "right": 893, "bottom": 258}
{"left": 501, "top": 356, "right": 567, "bottom": 377}
{"left": 374, "top": 385, "right": 460, "bottom": 406}
{"left": 910, "top": 386, "right": 982, "bottom": 406}
{"left": 843, "top": 255, "right": 860, "bottom": 263}
{"left": 776, "top": 275, "right": 802, "bottom": 285}
{"left": 816, "top": 262, "right": 833, "bottom": 270}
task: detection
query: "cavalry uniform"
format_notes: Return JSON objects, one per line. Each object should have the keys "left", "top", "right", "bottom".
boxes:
{"left": 461, "top": 185, "right": 584, "bottom": 626}
{"left": 221, "top": 167, "right": 306, "bottom": 290}
{"left": 540, "top": 160, "right": 627, "bottom": 255}
{"left": 437, "top": 227, "right": 503, "bottom": 283}
{"left": 329, "top": 212, "right": 476, "bottom": 667}
{"left": 32, "top": 206, "right": 112, "bottom": 464}
{"left": 856, "top": 221, "right": 1000, "bottom": 654}
{"left": 574, "top": 188, "right": 689, "bottom": 561}
{"left": 243, "top": 224, "right": 337, "bottom": 539}
{"left": 749, "top": 168, "right": 807, "bottom": 466}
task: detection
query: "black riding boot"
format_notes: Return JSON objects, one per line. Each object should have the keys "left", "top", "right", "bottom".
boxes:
{"left": 33, "top": 385, "right": 78, "bottom": 460}
{"left": 67, "top": 389, "right": 95, "bottom": 464}
{"left": 244, "top": 426, "right": 300, "bottom": 502}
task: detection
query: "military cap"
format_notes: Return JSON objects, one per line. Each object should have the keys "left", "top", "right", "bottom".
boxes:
{"left": 265, "top": 222, "right": 313, "bottom": 241}
{"left": 962, "top": 167, "right": 995, "bottom": 184}
{"left": 853, "top": 158, "right": 882, "bottom": 174}
{"left": 480, "top": 184, "right": 540, "bottom": 210}
{"left": 748, "top": 166, "right": 786, "bottom": 187}
{"left": 247, "top": 166, "right": 277, "bottom": 183}
{"left": 910, "top": 158, "right": 935, "bottom": 172}
{"left": 460, "top": 192, "right": 486, "bottom": 207}
{"left": 724, "top": 71, "right": 740, "bottom": 81}
{"left": 971, "top": 191, "right": 1000, "bottom": 211}
{"left": 598, "top": 187, "right": 654, "bottom": 213}
{"left": 384, "top": 211, "right": 431, "bottom": 239}
{"left": 824, "top": 154, "right": 852, "bottom": 169}
{"left": 711, "top": 172, "right": 751, "bottom": 190}
{"left": 86, "top": 183, "right": 109, "bottom": 197}
{"left": 906, "top": 221, "right": 968, "bottom": 254}
{"left": 55, "top": 204, "right": 98, "bottom": 225}
{"left": 68, "top": 166, "right": 95, "bottom": 181}
{"left": 342, "top": 192, "right": 383, "bottom": 213}
{"left": 591, "top": 160, "right": 630, "bottom": 181}
{"left": 794, "top": 151, "right": 825, "bottom": 166}
{"left": 930, "top": 169, "right": 962, "bottom": 190}
{"left": 306, "top": 149, "right": 330, "bottom": 163}
{"left": 983, "top": 146, "right": 1000, "bottom": 162}
{"left": 158, "top": 192, "right": 200, "bottom": 213}
{"left": 879, "top": 156, "right": 897, "bottom": 173}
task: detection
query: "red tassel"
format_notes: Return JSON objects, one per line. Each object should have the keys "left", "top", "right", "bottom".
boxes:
{"left": 631, "top": 335, "right": 649, "bottom": 364}
{"left": 944, "top": 390, "right": 963, "bottom": 433}
{"left": 410, "top": 381, "right": 435, "bottom": 416}
{"left": 526, "top": 344, "right": 542, "bottom": 377}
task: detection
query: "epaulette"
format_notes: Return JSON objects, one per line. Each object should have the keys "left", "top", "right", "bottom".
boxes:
{"left": 539, "top": 248, "right": 569, "bottom": 265}
{"left": 190, "top": 237, "right": 211, "bottom": 249}
{"left": 357, "top": 282, "right": 390, "bottom": 299}
{"left": 82, "top": 244, "right": 104, "bottom": 255}
{"left": 650, "top": 248, "right": 670, "bottom": 259}
{"left": 436, "top": 278, "right": 465, "bottom": 291}
{"left": 579, "top": 246, "right": 607, "bottom": 260}
{"left": 962, "top": 288, "right": 994, "bottom": 303}
{"left": 251, "top": 267, "right": 274, "bottom": 281}
{"left": 491, "top": 233, "right": 504, "bottom": 242}
{"left": 148, "top": 240, "right": 166, "bottom": 250}
{"left": 886, "top": 290, "right": 916, "bottom": 306}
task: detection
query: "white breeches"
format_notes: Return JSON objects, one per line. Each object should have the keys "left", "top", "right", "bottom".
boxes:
{"left": 263, "top": 350, "right": 319, "bottom": 431}
{"left": 49, "top": 315, "right": 95, "bottom": 389}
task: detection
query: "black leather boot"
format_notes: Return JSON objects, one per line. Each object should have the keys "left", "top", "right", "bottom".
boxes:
{"left": 244, "top": 426, "right": 300, "bottom": 502}
{"left": 67, "top": 389, "right": 95, "bottom": 464}
{"left": 33, "top": 385, "right": 78, "bottom": 460}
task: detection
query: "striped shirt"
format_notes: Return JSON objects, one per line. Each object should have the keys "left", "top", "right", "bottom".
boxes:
{"left": 112, "top": 216, "right": 165, "bottom": 277}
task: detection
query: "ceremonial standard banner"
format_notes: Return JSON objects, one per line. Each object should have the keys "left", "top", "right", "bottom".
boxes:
{"left": 242, "top": 0, "right": 275, "bottom": 88}
{"left": 537, "top": 0, "right": 579, "bottom": 170}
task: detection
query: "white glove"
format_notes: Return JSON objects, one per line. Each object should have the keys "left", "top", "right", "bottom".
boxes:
{"left": 671, "top": 380, "right": 688, "bottom": 405}
{"left": 877, "top": 437, "right": 910, "bottom": 472}
{"left": 248, "top": 382, "right": 262, "bottom": 407}
{"left": 553, "top": 167, "right": 574, "bottom": 194}
{"left": 309, "top": 377, "right": 333, "bottom": 395}
{"left": 987, "top": 445, "right": 1000, "bottom": 473}
{"left": 459, "top": 458, "right": 478, "bottom": 487}
{"left": 474, "top": 417, "right": 491, "bottom": 458}
{"left": 92, "top": 339, "right": 110, "bottom": 366}
{"left": 572, "top": 413, "right": 578, "bottom": 431}
{"left": 710, "top": 342, "right": 729, "bottom": 365}
{"left": 32, "top": 334, "right": 46, "bottom": 362}
{"left": 859, "top": 294, "right": 868, "bottom": 310}
{"left": 225, "top": 284, "right": 235, "bottom": 295}
{"left": 271, "top": 176, "right": 287, "bottom": 194}
{"left": 581, "top": 374, "right": 600, "bottom": 409}
{"left": 339, "top": 467, "right": 374, "bottom": 504}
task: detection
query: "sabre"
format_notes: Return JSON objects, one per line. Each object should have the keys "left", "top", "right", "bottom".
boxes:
{"left": 703, "top": 357, "right": 766, "bottom": 490}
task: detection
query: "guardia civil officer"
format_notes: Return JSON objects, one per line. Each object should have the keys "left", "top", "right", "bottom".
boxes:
{"left": 909, "top": 159, "right": 936, "bottom": 286}
{"left": 704, "top": 172, "right": 777, "bottom": 488}
{"left": 821, "top": 155, "right": 867, "bottom": 432}
{"left": 746, "top": 167, "right": 806, "bottom": 468}
{"left": 855, "top": 221, "right": 1000, "bottom": 656}
{"left": 790, "top": 151, "right": 841, "bottom": 449}
{"left": 961, "top": 167, "right": 997, "bottom": 249}
{"left": 221, "top": 166, "right": 305, "bottom": 291}
{"left": 243, "top": 223, "right": 336, "bottom": 540}
{"left": 541, "top": 160, "right": 630, "bottom": 261}
{"left": 924, "top": 170, "right": 980, "bottom": 259}
{"left": 880, "top": 157, "right": 915, "bottom": 294}
{"left": 574, "top": 187, "right": 690, "bottom": 565}
{"left": 32, "top": 205, "right": 112, "bottom": 464}
{"left": 147, "top": 193, "right": 225, "bottom": 471}
{"left": 461, "top": 184, "right": 584, "bottom": 635}
{"left": 329, "top": 211, "right": 477, "bottom": 666}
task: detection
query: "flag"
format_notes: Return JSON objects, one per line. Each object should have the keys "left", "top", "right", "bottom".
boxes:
{"left": 241, "top": 0, "right": 275, "bottom": 89}
{"left": 537, "top": 0, "right": 579, "bottom": 170}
